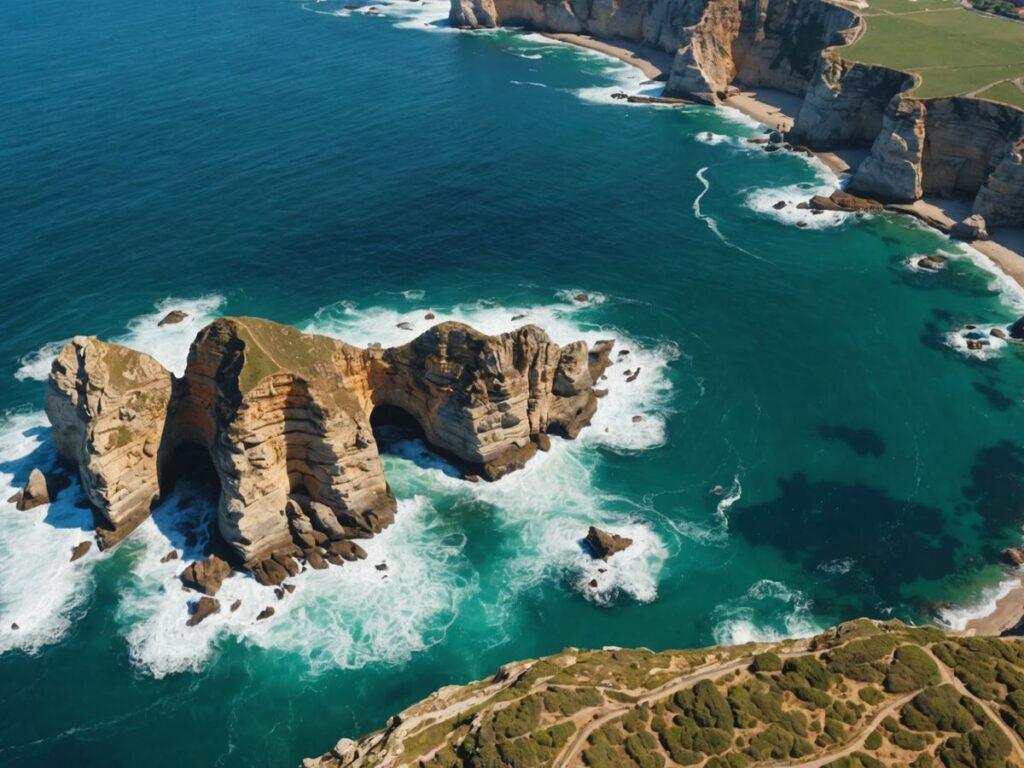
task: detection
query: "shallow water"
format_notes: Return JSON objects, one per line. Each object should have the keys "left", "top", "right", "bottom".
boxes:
{"left": 3, "top": 0, "right": 1024, "bottom": 764}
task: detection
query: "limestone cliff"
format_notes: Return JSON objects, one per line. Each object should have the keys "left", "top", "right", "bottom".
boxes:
{"left": 45, "top": 317, "right": 611, "bottom": 572}
{"left": 45, "top": 337, "right": 173, "bottom": 548}
{"left": 449, "top": 0, "right": 1024, "bottom": 230}
{"left": 300, "top": 619, "right": 1024, "bottom": 768}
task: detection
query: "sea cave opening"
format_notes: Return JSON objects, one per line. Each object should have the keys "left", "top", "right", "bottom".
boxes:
{"left": 369, "top": 404, "right": 459, "bottom": 477}
{"left": 157, "top": 441, "right": 229, "bottom": 559}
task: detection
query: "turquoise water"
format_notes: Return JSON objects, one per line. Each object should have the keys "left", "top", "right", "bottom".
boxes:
{"left": 3, "top": 0, "right": 1024, "bottom": 764}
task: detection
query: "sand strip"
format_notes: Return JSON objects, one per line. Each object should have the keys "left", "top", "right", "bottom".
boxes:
{"left": 966, "top": 576, "right": 1024, "bottom": 636}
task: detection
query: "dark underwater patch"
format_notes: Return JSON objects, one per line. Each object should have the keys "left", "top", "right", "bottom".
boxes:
{"left": 972, "top": 380, "right": 1014, "bottom": 411}
{"left": 730, "top": 473, "right": 957, "bottom": 607}
{"left": 816, "top": 424, "right": 885, "bottom": 457}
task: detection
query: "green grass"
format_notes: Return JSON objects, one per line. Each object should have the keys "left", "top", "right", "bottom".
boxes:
{"left": 842, "top": 0, "right": 1024, "bottom": 101}
{"left": 976, "top": 79, "right": 1024, "bottom": 108}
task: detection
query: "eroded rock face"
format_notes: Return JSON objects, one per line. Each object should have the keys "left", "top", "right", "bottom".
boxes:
{"left": 449, "top": 0, "right": 1024, "bottom": 228}
{"left": 45, "top": 336, "right": 173, "bottom": 548}
{"left": 46, "top": 318, "right": 611, "bottom": 571}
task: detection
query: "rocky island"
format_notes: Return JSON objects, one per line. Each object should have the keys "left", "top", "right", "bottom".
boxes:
{"left": 303, "top": 619, "right": 1024, "bottom": 768}
{"left": 40, "top": 317, "right": 612, "bottom": 595}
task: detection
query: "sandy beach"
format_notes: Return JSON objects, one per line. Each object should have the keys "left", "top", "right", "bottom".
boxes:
{"left": 966, "top": 576, "right": 1024, "bottom": 636}
{"left": 546, "top": 32, "right": 1024, "bottom": 294}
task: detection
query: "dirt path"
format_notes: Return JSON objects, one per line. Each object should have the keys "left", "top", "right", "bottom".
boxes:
{"left": 552, "top": 656, "right": 756, "bottom": 768}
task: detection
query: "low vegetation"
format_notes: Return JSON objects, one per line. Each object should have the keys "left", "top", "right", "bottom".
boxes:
{"left": 311, "top": 620, "right": 1024, "bottom": 768}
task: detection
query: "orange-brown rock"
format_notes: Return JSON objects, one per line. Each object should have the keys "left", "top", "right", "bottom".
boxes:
{"left": 45, "top": 317, "right": 612, "bottom": 572}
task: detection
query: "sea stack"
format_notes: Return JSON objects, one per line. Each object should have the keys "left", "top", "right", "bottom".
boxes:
{"left": 44, "top": 317, "right": 613, "bottom": 582}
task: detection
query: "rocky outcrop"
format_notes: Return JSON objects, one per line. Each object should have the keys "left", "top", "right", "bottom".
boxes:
{"left": 9, "top": 467, "right": 52, "bottom": 511}
{"left": 46, "top": 337, "right": 173, "bottom": 548}
{"left": 45, "top": 318, "right": 611, "bottom": 574}
{"left": 584, "top": 525, "right": 633, "bottom": 559}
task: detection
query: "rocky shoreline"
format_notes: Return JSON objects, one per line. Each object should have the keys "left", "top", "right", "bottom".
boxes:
{"left": 29, "top": 316, "right": 613, "bottom": 625}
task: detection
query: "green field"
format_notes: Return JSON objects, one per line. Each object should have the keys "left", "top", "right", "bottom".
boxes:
{"left": 841, "top": 0, "right": 1024, "bottom": 108}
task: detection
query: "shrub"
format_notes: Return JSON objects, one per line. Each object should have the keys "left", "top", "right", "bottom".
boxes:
{"left": 864, "top": 730, "right": 883, "bottom": 750}
{"left": 885, "top": 646, "right": 941, "bottom": 693}
{"left": 937, "top": 722, "right": 1011, "bottom": 768}
{"left": 859, "top": 686, "right": 884, "bottom": 705}
{"left": 752, "top": 652, "right": 783, "bottom": 673}
{"left": 624, "top": 732, "right": 665, "bottom": 768}
{"left": 892, "top": 728, "right": 932, "bottom": 751}
{"left": 828, "top": 636, "right": 900, "bottom": 683}
{"left": 783, "top": 657, "right": 834, "bottom": 690}
{"left": 902, "top": 686, "right": 976, "bottom": 734}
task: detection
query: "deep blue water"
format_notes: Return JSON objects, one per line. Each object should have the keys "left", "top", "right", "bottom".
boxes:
{"left": 2, "top": 0, "right": 1024, "bottom": 765}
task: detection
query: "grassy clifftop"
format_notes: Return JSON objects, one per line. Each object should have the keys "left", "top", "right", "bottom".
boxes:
{"left": 303, "top": 620, "right": 1024, "bottom": 768}
{"left": 840, "top": 0, "right": 1024, "bottom": 107}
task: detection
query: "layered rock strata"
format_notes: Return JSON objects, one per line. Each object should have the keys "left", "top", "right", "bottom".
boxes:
{"left": 45, "top": 317, "right": 612, "bottom": 579}
{"left": 449, "top": 0, "right": 1024, "bottom": 229}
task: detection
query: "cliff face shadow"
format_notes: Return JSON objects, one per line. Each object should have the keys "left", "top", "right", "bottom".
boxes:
{"left": 816, "top": 424, "right": 885, "bottom": 457}
{"left": 153, "top": 442, "right": 226, "bottom": 561}
{"left": 0, "top": 424, "right": 90, "bottom": 532}
{"left": 730, "top": 473, "right": 957, "bottom": 607}
{"left": 370, "top": 404, "right": 461, "bottom": 478}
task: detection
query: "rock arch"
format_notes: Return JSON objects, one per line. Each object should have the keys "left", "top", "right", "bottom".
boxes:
{"left": 45, "top": 317, "right": 612, "bottom": 579}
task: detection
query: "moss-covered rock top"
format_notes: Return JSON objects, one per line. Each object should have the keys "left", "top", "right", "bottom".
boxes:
{"left": 302, "top": 620, "right": 1024, "bottom": 768}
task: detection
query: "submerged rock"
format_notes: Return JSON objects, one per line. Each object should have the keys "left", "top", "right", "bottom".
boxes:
{"left": 1002, "top": 547, "right": 1024, "bottom": 567}
{"left": 584, "top": 526, "right": 633, "bottom": 560}
{"left": 1010, "top": 316, "right": 1024, "bottom": 340}
{"left": 186, "top": 596, "right": 220, "bottom": 627}
{"left": 157, "top": 310, "right": 189, "bottom": 326}
{"left": 179, "top": 555, "right": 233, "bottom": 596}
{"left": 917, "top": 254, "right": 947, "bottom": 271}
{"left": 12, "top": 468, "right": 50, "bottom": 511}
{"left": 70, "top": 541, "right": 92, "bottom": 562}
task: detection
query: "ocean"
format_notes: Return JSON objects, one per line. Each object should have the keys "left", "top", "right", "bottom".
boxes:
{"left": 2, "top": 0, "right": 1024, "bottom": 764}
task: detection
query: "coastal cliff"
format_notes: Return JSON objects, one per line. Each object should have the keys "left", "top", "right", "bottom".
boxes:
{"left": 449, "top": 0, "right": 1024, "bottom": 231}
{"left": 301, "top": 619, "right": 1024, "bottom": 768}
{"left": 45, "top": 317, "right": 612, "bottom": 575}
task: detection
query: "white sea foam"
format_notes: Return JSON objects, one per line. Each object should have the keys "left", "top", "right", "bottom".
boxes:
{"left": 307, "top": 294, "right": 676, "bottom": 608}
{"left": 510, "top": 80, "right": 548, "bottom": 89}
{"left": 712, "top": 579, "right": 820, "bottom": 645}
{"left": 958, "top": 242, "right": 1024, "bottom": 315}
{"left": 118, "top": 493, "right": 474, "bottom": 678}
{"left": 817, "top": 558, "right": 855, "bottom": 576}
{"left": 14, "top": 294, "right": 225, "bottom": 382}
{"left": 694, "top": 168, "right": 766, "bottom": 261}
{"left": 714, "top": 475, "right": 742, "bottom": 527}
{"left": 0, "top": 411, "right": 102, "bottom": 655}
{"left": 745, "top": 181, "right": 850, "bottom": 230}
{"left": 935, "top": 574, "right": 1022, "bottom": 631}
{"left": 943, "top": 324, "right": 1010, "bottom": 361}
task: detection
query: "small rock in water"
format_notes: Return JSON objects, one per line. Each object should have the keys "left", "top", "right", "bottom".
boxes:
{"left": 396, "top": 322, "right": 413, "bottom": 330}
{"left": 274, "top": 588, "right": 285, "bottom": 600}
{"left": 594, "top": 389, "right": 608, "bottom": 398}
{"left": 965, "top": 324, "right": 976, "bottom": 330}
{"left": 70, "top": 541, "right": 92, "bottom": 562}
{"left": 772, "top": 200, "right": 787, "bottom": 210}
{"left": 711, "top": 485, "right": 725, "bottom": 496}
{"left": 160, "top": 550, "right": 179, "bottom": 563}
{"left": 584, "top": 526, "right": 633, "bottom": 560}
{"left": 796, "top": 221, "right": 808, "bottom": 228}
{"left": 617, "top": 349, "right": 629, "bottom": 357}
{"left": 632, "top": 415, "right": 644, "bottom": 423}
{"left": 535, "top": 433, "right": 551, "bottom": 452}
{"left": 991, "top": 328, "right": 1008, "bottom": 339}
{"left": 186, "top": 596, "right": 220, "bottom": 627}
{"left": 375, "top": 562, "right": 388, "bottom": 571}
{"left": 951, "top": 214, "right": 989, "bottom": 241}
{"left": 966, "top": 339, "right": 988, "bottom": 351}
{"left": 626, "top": 368, "right": 641, "bottom": 383}
{"left": 158, "top": 310, "right": 189, "bottom": 327}
{"left": 917, "top": 254, "right": 947, "bottom": 271}
{"left": 256, "top": 606, "right": 275, "bottom": 621}
{"left": 11, "top": 623, "right": 18, "bottom": 631}
{"left": 283, "top": 583, "right": 296, "bottom": 593}
{"left": 588, "top": 579, "right": 598, "bottom": 588}
{"left": 573, "top": 292, "right": 589, "bottom": 303}
{"left": 424, "top": 312, "right": 435, "bottom": 320}
{"left": 230, "top": 599, "right": 242, "bottom": 612}
{"left": 179, "top": 555, "right": 232, "bottom": 596}
{"left": 1002, "top": 547, "right": 1024, "bottom": 567}
{"left": 511, "top": 314, "right": 526, "bottom": 321}
{"left": 14, "top": 468, "right": 50, "bottom": 511}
